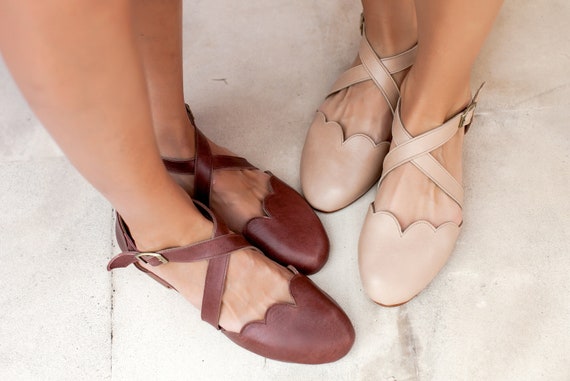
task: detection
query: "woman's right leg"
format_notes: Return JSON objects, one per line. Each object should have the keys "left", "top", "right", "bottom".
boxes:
{"left": 0, "top": 0, "right": 292, "bottom": 333}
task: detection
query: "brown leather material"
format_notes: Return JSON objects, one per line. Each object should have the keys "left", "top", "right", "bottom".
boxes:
{"left": 201, "top": 255, "right": 229, "bottom": 326}
{"left": 224, "top": 274, "right": 355, "bottom": 364}
{"left": 194, "top": 128, "right": 214, "bottom": 206}
{"left": 242, "top": 175, "right": 329, "bottom": 274}
{"left": 163, "top": 155, "right": 255, "bottom": 174}
{"left": 161, "top": 106, "right": 330, "bottom": 274}
{"left": 108, "top": 201, "right": 354, "bottom": 363}
{"left": 133, "top": 262, "right": 175, "bottom": 289}
{"left": 109, "top": 233, "right": 249, "bottom": 268}
{"left": 109, "top": 201, "right": 242, "bottom": 327}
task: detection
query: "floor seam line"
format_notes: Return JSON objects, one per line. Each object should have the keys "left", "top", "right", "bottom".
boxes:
{"left": 109, "top": 208, "right": 115, "bottom": 380}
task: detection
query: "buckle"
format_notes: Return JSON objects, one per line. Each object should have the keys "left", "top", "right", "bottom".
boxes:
{"left": 135, "top": 252, "right": 168, "bottom": 264}
{"left": 458, "top": 101, "right": 477, "bottom": 129}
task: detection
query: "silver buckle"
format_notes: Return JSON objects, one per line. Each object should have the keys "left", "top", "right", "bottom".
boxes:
{"left": 136, "top": 252, "right": 168, "bottom": 264}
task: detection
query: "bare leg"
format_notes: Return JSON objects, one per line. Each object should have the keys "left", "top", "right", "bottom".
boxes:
{"left": 0, "top": 0, "right": 291, "bottom": 333}
{"left": 133, "top": 0, "right": 191, "bottom": 157}
{"left": 373, "top": 0, "right": 503, "bottom": 229}
{"left": 318, "top": 0, "right": 417, "bottom": 143}
{"left": 133, "top": 0, "right": 270, "bottom": 232}
{"left": 361, "top": 0, "right": 418, "bottom": 58}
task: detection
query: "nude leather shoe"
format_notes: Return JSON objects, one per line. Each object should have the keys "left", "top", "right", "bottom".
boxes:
{"left": 300, "top": 28, "right": 417, "bottom": 212}
{"left": 359, "top": 85, "right": 484, "bottom": 306}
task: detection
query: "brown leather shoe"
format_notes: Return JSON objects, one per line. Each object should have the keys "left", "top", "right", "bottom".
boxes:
{"left": 162, "top": 106, "right": 329, "bottom": 275}
{"left": 108, "top": 201, "right": 354, "bottom": 364}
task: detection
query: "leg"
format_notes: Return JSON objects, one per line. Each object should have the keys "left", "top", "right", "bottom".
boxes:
{"left": 374, "top": 0, "right": 504, "bottom": 228}
{"left": 132, "top": 1, "right": 331, "bottom": 274}
{"left": 358, "top": 0, "right": 503, "bottom": 306}
{"left": 133, "top": 0, "right": 192, "bottom": 158}
{"left": 361, "top": 0, "right": 418, "bottom": 58}
{"left": 0, "top": 0, "right": 292, "bottom": 333}
{"left": 133, "top": 0, "right": 271, "bottom": 232}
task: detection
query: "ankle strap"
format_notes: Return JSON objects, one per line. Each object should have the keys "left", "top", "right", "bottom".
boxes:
{"left": 328, "top": 31, "right": 417, "bottom": 115}
{"left": 161, "top": 105, "right": 257, "bottom": 206}
{"left": 380, "top": 83, "right": 485, "bottom": 208}
{"left": 108, "top": 201, "right": 254, "bottom": 328}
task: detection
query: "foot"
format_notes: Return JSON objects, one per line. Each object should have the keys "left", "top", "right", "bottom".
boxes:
{"left": 373, "top": 76, "right": 472, "bottom": 229}
{"left": 300, "top": 25, "right": 417, "bottom": 213}
{"left": 160, "top": 109, "right": 330, "bottom": 275}
{"left": 133, "top": 209, "right": 294, "bottom": 333}
{"left": 167, "top": 138, "right": 271, "bottom": 234}
{"left": 318, "top": 5, "right": 417, "bottom": 144}
{"left": 318, "top": 55, "right": 409, "bottom": 144}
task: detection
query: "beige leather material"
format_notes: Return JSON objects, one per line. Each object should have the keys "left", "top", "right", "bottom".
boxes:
{"left": 359, "top": 207, "right": 460, "bottom": 306}
{"left": 301, "top": 112, "right": 390, "bottom": 212}
{"left": 328, "top": 34, "right": 417, "bottom": 113}
{"left": 381, "top": 84, "right": 483, "bottom": 207}
{"left": 382, "top": 102, "right": 470, "bottom": 207}
{"left": 358, "top": 85, "right": 483, "bottom": 306}
{"left": 300, "top": 31, "right": 417, "bottom": 212}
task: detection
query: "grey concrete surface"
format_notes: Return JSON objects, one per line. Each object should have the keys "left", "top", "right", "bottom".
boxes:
{"left": 1, "top": 1, "right": 568, "bottom": 380}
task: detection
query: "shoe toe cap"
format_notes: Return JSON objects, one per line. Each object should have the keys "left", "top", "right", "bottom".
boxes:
{"left": 358, "top": 208, "right": 460, "bottom": 306}
{"left": 301, "top": 176, "right": 358, "bottom": 212}
{"left": 300, "top": 112, "right": 389, "bottom": 212}
{"left": 243, "top": 176, "right": 329, "bottom": 274}
{"left": 224, "top": 274, "right": 355, "bottom": 364}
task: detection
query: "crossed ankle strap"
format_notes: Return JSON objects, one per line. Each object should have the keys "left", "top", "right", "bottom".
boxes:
{"left": 108, "top": 201, "right": 254, "bottom": 328}
{"left": 327, "top": 29, "right": 417, "bottom": 115}
{"left": 162, "top": 105, "right": 257, "bottom": 206}
{"left": 379, "top": 83, "right": 485, "bottom": 209}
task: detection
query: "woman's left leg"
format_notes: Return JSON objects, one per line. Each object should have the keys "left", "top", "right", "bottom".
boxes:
{"left": 132, "top": 0, "right": 270, "bottom": 232}
{"left": 132, "top": 0, "right": 330, "bottom": 274}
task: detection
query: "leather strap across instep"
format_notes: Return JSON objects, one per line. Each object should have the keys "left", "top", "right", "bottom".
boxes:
{"left": 328, "top": 30, "right": 417, "bottom": 115}
{"left": 108, "top": 203, "right": 253, "bottom": 328}
{"left": 379, "top": 84, "right": 484, "bottom": 209}
{"left": 162, "top": 106, "right": 256, "bottom": 206}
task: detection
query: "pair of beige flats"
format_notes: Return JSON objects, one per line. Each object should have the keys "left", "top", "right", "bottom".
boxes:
{"left": 300, "top": 29, "right": 483, "bottom": 306}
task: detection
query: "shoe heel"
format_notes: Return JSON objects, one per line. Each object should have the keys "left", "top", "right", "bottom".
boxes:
{"left": 134, "top": 262, "right": 175, "bottom": 289}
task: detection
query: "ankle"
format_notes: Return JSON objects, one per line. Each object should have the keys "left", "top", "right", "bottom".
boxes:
{"left": 399, "top": 71, "right": 472, "bottom": 135}
{"left": 365, "top": 25, "right": 417, "bottom": 58}
{"left": 124, "top": 191, "right": 213, "bottom": 252}
{"left": 154, "top": 113, "right": 196, "bottom": 159}
{"left": 132, "top": 212, "right": 212, "bottom": 253}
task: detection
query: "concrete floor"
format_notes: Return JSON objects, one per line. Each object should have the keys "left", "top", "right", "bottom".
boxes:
{"left": 1, "top": 1, "right": 569, "bottom": 380}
